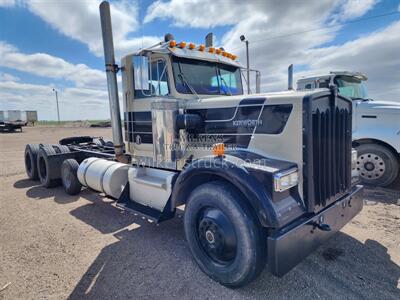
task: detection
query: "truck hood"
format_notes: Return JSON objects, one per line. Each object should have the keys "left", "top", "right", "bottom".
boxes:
{"left": 355, "top": 100, "right": 400, "bottom": 114}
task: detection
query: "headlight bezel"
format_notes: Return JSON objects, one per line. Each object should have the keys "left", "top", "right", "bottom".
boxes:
{"left": 273, "top": 168, "right": 299, "bottom": 192}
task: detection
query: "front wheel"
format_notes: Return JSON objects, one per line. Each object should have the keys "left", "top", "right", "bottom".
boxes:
{"left": 184, "top": 181, "right": 267, "bottom": 288}
{"left": 356, "top": 143, "right": 399, "bottom": 187}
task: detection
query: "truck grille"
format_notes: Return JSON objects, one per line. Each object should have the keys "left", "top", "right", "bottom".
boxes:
{"left": 303, "top": 92, "right": 352, "bottom": 212}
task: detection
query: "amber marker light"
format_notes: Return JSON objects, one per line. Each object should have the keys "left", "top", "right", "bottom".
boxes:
{"left": 213, "top": 143, "right": 225, "bottom": 156}
{"left": 169, "top": 40, "right": 177, "bottom": 47}
{"left": 216, "top": 48, "right": 222, "bottom": 54}
{"left": 188, "top": 42, "right": 196, "bottom": 49}
{"left": 208, "top": 47, "right": 215, "bottom": 53}
{"left": 179, "top": 41, "right": 187, "bottom": 48}
{"left": 198, "top": 44, "right": 205, "bottom": 51}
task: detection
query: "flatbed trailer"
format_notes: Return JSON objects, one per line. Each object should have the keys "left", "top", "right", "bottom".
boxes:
{"left": 0, "top": 121, "right": 24, "bottom": 132}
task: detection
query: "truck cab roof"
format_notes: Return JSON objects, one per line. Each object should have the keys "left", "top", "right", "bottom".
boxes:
{"left": 125, "top": 39, "right": 242, "bottom": 68}
{"left": 297, "top": 71, "right": 368, "bottom": 84}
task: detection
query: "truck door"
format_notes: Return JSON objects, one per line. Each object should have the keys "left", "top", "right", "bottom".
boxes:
{"left": 128, "top": 57, "right": 170, "bottom": 165}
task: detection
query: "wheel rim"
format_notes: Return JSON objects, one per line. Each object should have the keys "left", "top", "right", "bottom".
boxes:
{"left": 196, "top": 207, "right": 237, "bottom": 264}
{"left": 357, "top": 153, "right": 385, "bottom": 180}
{"left": 62, "top": 166, "right": 71, "bottom": 188}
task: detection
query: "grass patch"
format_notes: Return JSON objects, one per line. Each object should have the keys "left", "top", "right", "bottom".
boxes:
{"left": 36, "top": 120, "right": 111, "bottom": 127}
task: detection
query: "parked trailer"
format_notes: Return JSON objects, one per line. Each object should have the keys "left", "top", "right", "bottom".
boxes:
{"left": 25, "top": 110, "right": 38, "bottom": 125}
{"left": 23, "top": 1, "right": 363, "bottom": 288}
{"left": 0, "top": 110, "right": 26, "bottom": 132}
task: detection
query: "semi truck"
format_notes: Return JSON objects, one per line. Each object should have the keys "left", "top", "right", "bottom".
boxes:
{"left": 297, "top": 72, "right": 400, "bottom": 187}
{"left": 23, "top": 1, "right": 363, "bottom": 287}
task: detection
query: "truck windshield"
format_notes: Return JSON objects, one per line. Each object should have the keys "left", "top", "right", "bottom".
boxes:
{"left": 334, "top": 75, "right": 368, "bottom": 100}
{"left": 172, "top": 56, "right": 243, "bottom": 95}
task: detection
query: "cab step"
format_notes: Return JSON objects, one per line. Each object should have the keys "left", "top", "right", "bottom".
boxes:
{"left": 116, "top": 182, "right": 175, "bottom": 223}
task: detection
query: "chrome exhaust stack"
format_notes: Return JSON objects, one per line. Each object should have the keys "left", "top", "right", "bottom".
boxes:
{"left": 288, "top": 64, "right": 294, "bottom": 90}
{"left": 99, "top": 1, "right": 125, "bottom": 161}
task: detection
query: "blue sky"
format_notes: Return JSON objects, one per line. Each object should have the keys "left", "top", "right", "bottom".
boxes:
{"left": 0, "top": 0, "right": 399, "bottom": 120}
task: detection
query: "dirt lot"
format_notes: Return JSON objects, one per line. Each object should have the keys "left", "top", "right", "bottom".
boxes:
{"left": 0, "top": 127, "right": 399, "bottom": 300}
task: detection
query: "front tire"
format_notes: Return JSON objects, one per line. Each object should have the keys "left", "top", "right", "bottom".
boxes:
{"left": 356, "top": 143, "right": 399, "bottom": 187}
{"left": 184, "top": 181, "right": 267, "bottom": 288}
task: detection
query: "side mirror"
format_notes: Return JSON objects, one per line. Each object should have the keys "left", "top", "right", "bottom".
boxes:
{"left": 133, "top": 55, "right": 149, "bottom": 90}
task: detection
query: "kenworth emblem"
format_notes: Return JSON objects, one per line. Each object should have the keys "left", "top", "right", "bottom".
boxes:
{"left": 233, "top": 119, "right": 263, "bottom": 127}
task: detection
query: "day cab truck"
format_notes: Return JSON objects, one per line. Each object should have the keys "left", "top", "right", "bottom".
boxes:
{"left": 298, "top": 72, "right": 400, "bottom": 187}
{"left": 23, "top": 1, "right": 363, "bottom": 287}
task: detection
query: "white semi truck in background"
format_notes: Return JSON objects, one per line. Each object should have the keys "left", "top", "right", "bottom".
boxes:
{"left": 297, "top": 72, "right": 400, "bottom": 187}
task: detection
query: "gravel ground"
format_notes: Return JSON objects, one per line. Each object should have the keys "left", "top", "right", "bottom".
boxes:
{"left": 0, "top": 127, "right": 399, "bottom": 300}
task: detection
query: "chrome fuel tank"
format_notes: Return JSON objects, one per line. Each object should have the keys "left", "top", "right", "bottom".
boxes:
{"left": 77, "top": 157, "right": 129, "bottom": 199}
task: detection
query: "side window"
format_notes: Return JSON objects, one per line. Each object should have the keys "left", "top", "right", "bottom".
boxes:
{"left": 134, "top": 59, "right": 169, "bottom": 98}
{"left": 305, "top": 83, "right": 312, "bottom": 89}
{"left": 318, "top": 80, "right": 329, "bottom": 88}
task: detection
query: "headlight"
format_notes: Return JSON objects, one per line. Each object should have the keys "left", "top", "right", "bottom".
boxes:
{"left": 351, "top": 149, "right": 358, "bottom": 169}
{"left": 274, "top": 168, "right": 298, "bottom": 192}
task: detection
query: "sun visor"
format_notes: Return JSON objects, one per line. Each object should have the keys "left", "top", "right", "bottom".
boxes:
{"left": 167, "top": 47, "right": 242, "bottom": 68}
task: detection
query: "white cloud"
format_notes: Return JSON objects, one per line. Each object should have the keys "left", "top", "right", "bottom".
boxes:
{"left": 335, "top": 0, "right": 378, "bottom": 21}
{"left": 0, "top": 0, "right": 15, "bottom": 7}
{"left": 298, "top": 21, "right": 400, "bottom": 100}
{"left": 0, "top": 80, "right": 111, "bottom": 120}
{"left": 144, "top": 0, "right": 243, "bottom": 28}
{"left": 24, "top": 0, "right": 160, "bottom": 58}
{"left": 2, "top": 0, "right": 161, "bottom": 57}
{"left": 0, "top": 72, "right": 19, "bottom": 81}
{"left": 0, "top": 40, "right": 114, "bottom": 120}
{"left": 0, "top": 41, "right": 105, "bottom": 89}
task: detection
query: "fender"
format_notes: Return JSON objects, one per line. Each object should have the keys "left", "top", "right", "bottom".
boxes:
{"left": 353, "top": 128, "right": 400, "bottom": 154}
{"left": 171, "top": 152, "right": 305, "bottom": 228}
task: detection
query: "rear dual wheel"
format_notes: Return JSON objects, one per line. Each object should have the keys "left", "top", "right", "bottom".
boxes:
{"left": 37, "top": 144, "right": 70, "bottom": 188}
{"left": 25, "top": 144, "right": 40, "bottom": 180}
{"left": 184, "top": 181, "right": 267, "bottom": 288}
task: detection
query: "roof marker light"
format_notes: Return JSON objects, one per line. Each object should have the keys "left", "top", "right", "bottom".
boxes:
{"left": 231, "top": 54, "right": 237, "bottom": 60}
{"left": 169, "top": 40, "right": 177, "bottom": 47}
{"left": 179, "top": 41, "right": 187, "bottom": 48}
{"left": 198, "top": 44, "right": 205, "bottom": 51}
{"left": 215, "top": 48, "right": 222, "bottom": 54}
{"left": 188, "top": 42, "right": 196, "bottom": 49}
{"left": 208, "top": 47, "right": 215, "bottom": 53}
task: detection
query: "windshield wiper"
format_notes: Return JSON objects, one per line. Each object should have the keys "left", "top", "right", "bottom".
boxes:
{"left": 177, "top": 73, "right": 200, "bottom": 100}
{"left": 351, "top": 97, "right": 369, "bottom": 101}
{"left": 219, "top": 77, "right": 232, "bottom": 96}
